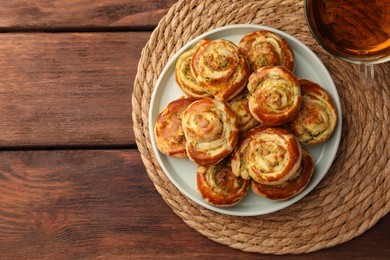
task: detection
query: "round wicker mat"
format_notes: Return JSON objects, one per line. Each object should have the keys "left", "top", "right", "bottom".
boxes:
{"left": 132, "top": 0, "right": 390, "bottom": 254}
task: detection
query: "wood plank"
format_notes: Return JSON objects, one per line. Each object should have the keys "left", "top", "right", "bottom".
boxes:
{"left": 0, "top": 149, "right": 388, "bottom": 258}
{"left": 0, "top": 0, "right": 177, "bottom": 30}
{"left": 0, "top": 32, "right": 150, "bottom": 147}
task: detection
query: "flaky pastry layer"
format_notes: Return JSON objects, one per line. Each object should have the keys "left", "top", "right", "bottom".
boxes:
{"left": 191, "top": 39, "right": 250, "bottom": 100}
{"left": 287, "top": 79, "right": 338, "bottom": 145}
{"left": 231, "top": 126, "right": 302, "bottom": 185}
{"left": 238, "top": 30, "right": 295, "bottom": 72}
{"left": 182, "top": 98, "right": 239, "bottom": 166}
{"left": 154, "top": 97, "right": 197, "bottom": 158}
{"left": 175, "top": 40, "right": 211, "bottom": 98}
{"left": 247, "top": 66, "right": 301, "bottom": 126}
{"left": 197, "top": 159, "right": 250, "bottom": 207}
{"left": 251, "top": 148, "right": 314, "bottom": 200}
{"left": 227, "top": 88, "right": 259, "bottom": 133}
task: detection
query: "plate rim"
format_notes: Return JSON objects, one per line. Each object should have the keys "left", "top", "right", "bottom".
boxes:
{"left": 148, "top": 24, "right": 342, "bottom": 216}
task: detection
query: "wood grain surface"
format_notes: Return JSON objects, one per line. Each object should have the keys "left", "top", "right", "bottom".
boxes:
{"left": 0, "top": 32, "right": 151, "bottom": 147}
{"left": 0, "top": 150, "right": 388, "bottom": 259}
{"left": 0, "top": 0, "right": 388, "bottom": 258}
{"left": 0, "top": 0, "right": 176, "bottom": 30}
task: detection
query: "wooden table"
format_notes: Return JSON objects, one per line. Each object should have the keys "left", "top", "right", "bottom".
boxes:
{"left": 0, "top": 1, "right": 388, "bottom": 258}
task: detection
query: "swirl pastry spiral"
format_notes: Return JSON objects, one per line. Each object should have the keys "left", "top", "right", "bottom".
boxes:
{"left": 182, "top": 98, "right": 239, "bottom": 166}
{"left": 154, "top": 97, "right": 197, "bottom": 158}
{"left": 197, "top": 159, "right": 250, "bottom": 207}
{"left": 175, "top": 40, "right": 210, "bottom": 98}
{"left": 231, "top": 126, "right": 302, "bottom": 185}
{"left": 227, "top": 88, "right": 259, "bottom": 133}
{"left": 238, "top": 30, "right": 295, "bottom": 72}
{"left": 191, "top": 39, "right": 250, "bottom": 100}
{"left": 247, "top": 66, "right": 301, "bottom": 126}
{"left": 287, "top": 79, "right": 338, "bottom": 145}
{"left": 251, "top": 148, "right": 314, "bottom": 200}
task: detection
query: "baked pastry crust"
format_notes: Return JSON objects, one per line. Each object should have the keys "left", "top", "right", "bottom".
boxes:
{"left": 251, "top": 148, "right": 314, "bottom": 200}
{"left": 247, "top": 66, "right": 301, "bottom": 126}
{"left": 191, "top": 39, "right": 250, "bottom": 100}
{"left": 231, "top": 126, "right": 302, "bottom": 185}
{"left": 154, "top": 96, "right": 197, "bottom": 158}
{"left": 197, "top": 159, "right": 250, "bottom": 207}
{"left": 182, "top": 98, "right": 239, "bottom": 166}
{"left": 287, "top": 79, "right": 338, "bottom": 145}
{"left": 175, "top": 40, "right": 211, "bottom": 98}
{"left": 227, "top": 88, "right": 259, "bottom": 133}
{"left": 238, "top": 30, "right": 295, "bottom": 72}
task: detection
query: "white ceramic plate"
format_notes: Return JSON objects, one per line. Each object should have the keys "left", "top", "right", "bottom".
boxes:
{"left": 149, "top": 24, "right": 342, "bottom": 216}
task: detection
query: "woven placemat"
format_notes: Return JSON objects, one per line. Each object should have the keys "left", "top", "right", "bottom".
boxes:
{"left": 132, "top": 0, "right": 390, "bottom": 254}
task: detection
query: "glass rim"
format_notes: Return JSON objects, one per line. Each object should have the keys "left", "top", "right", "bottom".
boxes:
{"left": 303, "top": 0, "right": 390, "bottom": 65}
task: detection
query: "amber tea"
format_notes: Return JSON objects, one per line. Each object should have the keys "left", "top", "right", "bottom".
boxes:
{"left": 305, "top": 0, "right": 390, "bottom": 63}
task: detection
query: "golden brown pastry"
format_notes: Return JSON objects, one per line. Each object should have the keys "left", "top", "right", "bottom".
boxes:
{"left": 191, "top": 39, "right": 250, "bottom": 100}
{"left": 227, "top": 88, "right": 259, "bottom": 133}
{"left": 197, "top": 158, "right": 250, "bottom": 207}
{"left": 231, "top": 126, "right": 302, "bottom": 185}
{"left": 154, "top": 96, "right": 197, "bottom": 158}
{"left": 238, "top": 30, "right": 295, "bottom": 72}
{"left": 175, "top": 40, "right": 211, "bottom": 98}
{"left": 182, "top": 98, "right": 239, "bottom": 166}
{"left": 287, "top": 79, "right": 338, "bottom": 145}
{"left": 247, "top": 66, "right": 301, "bottom": 126}
{"left": 251, "top": 148, "right": 314, "bottom": 200}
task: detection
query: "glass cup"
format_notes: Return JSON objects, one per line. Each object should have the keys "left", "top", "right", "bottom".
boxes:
{"left": 304, "top": 0, "right": 390, "bottom": 88}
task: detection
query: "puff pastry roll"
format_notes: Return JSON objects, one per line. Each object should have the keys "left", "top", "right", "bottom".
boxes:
{"left": 238, "top": 30, "right": 295, "bottom": 72}
{"left": 191, "top": 39, "right": 250, "bottom": 100}
{"left": 197, "top": 159, "right": 250, "bottom": 207}
{"left": 227, "top": 88, "right": 259, "bottom": 133}
{"left": 182, "top": 98, "right": 239, "bottom": 166}
{"left": 251, "top": 148, "right": 314, "bottom": 200}
{"left": 175, "top": 40, "right": 211, "bottom": 98}
{"left": 247, "top": 66, "right": 301, "bottom": 126}
{"left": 154, "top": 96, "right": 197, "bottom": 158}
{"left": 231, "top": 126, "right": 302, "bottom": 185}
{"left": 287, "top": 79, "right": 338, "bottom": 145}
